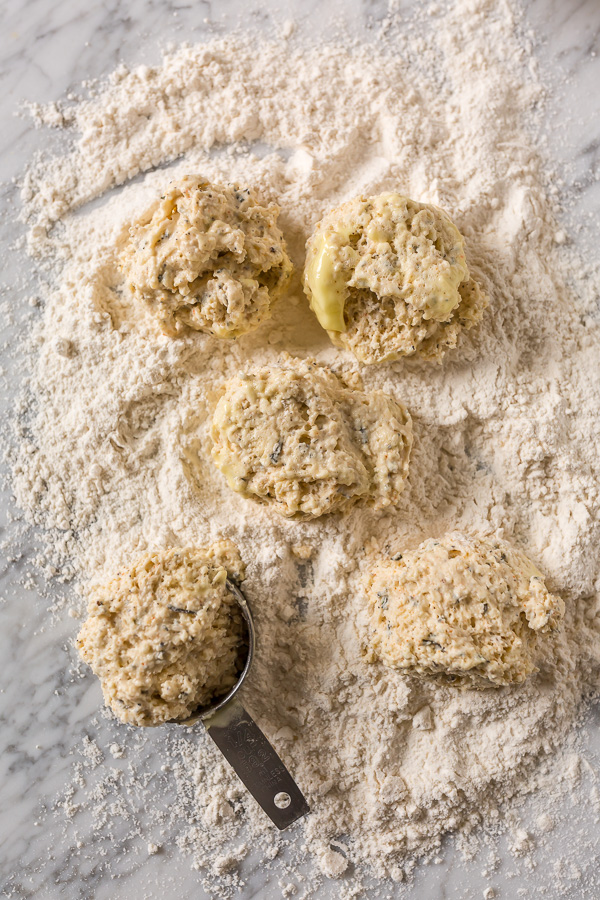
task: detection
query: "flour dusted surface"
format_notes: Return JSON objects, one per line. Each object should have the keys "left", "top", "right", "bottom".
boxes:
{"left": 11, "top": 0, "right": 600, "bottom": 890}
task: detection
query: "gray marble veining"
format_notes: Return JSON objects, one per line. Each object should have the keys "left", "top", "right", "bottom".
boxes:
{"left": 0, "top": 1, "right": 599, "bottom": 898}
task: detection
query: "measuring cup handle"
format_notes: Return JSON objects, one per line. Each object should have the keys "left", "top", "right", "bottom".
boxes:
{"left": 203, "top": 696, "right": 309, "bottom": 830}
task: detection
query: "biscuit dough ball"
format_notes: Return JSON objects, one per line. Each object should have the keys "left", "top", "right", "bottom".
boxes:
{"left": 366, "top": 532, "right": 564, "bottom": 687}
{"left": 303, "top": 193, "right": 488, "bottom": 363}
{"left": 121, "top": 176, "right": 293, "bottom": 337}
{"left": 76, "top": 543, "right": 246, "bottom": 726}
{"left": 210, "top": 356, "right": 412, "bottom": 518}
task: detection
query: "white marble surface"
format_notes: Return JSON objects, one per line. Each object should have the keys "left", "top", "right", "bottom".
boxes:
{"left": 0, "top": 1, "right": 599, "bottom": 898}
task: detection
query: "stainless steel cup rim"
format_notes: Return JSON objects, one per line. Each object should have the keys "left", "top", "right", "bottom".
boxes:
{"left": 173, "top": 579, "right": 256, "bottom": 726}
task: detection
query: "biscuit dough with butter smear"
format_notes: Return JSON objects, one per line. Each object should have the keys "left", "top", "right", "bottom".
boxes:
{"left": 210, "top": 356, "right": 413, "bottom": 518}
{"left": 303, "top": 193, "right": 488, "bottom": 363}
{"left": 366, "top": 532, "right": 564, "bottom": 687}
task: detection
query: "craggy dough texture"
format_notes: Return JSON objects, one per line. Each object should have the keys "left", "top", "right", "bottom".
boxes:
{"left": 76, "top": 543, "right": 246, "bottom": 726}
{"left": 120, "top": 176, "right": 293, "bottom": 337}
{"left": 303, "top": 193, "right": 488, "bottom": 363}
{"left": 366, "top": 532, "right": 565, "bottom": 687}
{"left": 211, "top": 356, "right": 413, "bottom": 519}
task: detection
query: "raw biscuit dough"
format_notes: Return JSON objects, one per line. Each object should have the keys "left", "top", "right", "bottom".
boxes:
{"left": 76, "top": 542, "right": 246, "bottom": 726}
{"left": 366, "top": 532, "right": 564, "bottom": 687}
{"left": 303, "top": 192, "right": 488, "bottom": 363}
{"left": 120, "top": 175, "right": 293, "bottom": 337}
{"left": 210, "top": 356, "right": 413, "bottom": 519}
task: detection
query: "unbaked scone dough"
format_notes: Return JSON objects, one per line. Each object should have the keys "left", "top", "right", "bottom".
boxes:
{"left": 303, "top": 193, "right": 488, "bottom": 363}
{"left": 210, "top": 356, "right": 412, "bottom": 518}
{"left": 76, "top": 542, "right": 246, "bottom": 726}
{"left": 366, "top": 532, "right": 564, "bottom": 687}
{"left": 120, "top": 176, "right": 293, "bottom": 337}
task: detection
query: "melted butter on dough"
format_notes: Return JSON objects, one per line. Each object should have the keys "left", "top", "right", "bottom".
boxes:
{"left": 303, "top": 192, "right": 488, "bottom": 363}
{"left": 366, "top": 532, "right": 564, "bottom": 687}
{"left": 76, "top": 542, "right": 246, "bottom": 726}
{"left": 120, "top": 175, "right": 292, "bottom": 338}
{"left": 210, "top": 355, "right": 413, "bottom": 519}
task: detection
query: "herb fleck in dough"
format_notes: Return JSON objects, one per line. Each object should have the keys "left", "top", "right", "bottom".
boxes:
{"left": 120, "top": 175, "right": 293, "bottom": 338}
{"left": 76, "top": 543, "right": 246, "bottom": 726}
{"left": 303, "top": 193, "right": 488, "bottom": 363}
{"left": 366, "top": 532, "right": 565, "bottom": 687}
{"left": 210, "top": 356, "right": 413, "bottom": 519}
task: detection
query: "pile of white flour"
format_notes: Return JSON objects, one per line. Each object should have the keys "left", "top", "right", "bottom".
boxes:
{"left": 10, "top": 0, "right": 600, "bottom": 891}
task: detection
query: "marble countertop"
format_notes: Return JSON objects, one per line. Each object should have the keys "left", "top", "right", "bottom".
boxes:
{"left": 0, "top": 1, "right": 599, "bottom": 898}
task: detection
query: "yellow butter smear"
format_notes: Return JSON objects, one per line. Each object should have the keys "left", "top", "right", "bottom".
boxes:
{"left": 304, "top": 230, "right": 351, "bottom": 333}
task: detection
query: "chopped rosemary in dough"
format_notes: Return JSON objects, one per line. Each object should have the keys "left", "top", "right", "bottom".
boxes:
{"left": 303, "top": 192, "right": 488, "bottom": 363}
{"left": 76, "top": 542, "right": 246, "bottom": 726}
{"left": 120, "top": 175, "right": 293, "bottom": 338}
{"left": 210, "top": 355, "right": 412, "bottom": 519}
{"left": 366, "top": 532, "right": 564, "bottom": 687}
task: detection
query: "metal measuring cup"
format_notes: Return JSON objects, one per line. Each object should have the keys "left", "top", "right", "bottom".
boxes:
{"left": 170, "top": 580, "right": 310, "bottom": 830}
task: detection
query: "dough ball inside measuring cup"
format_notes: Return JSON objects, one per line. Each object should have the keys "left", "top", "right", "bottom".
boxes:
{"left": 120, "top": 175, "right": 293, "bottom": 338}
{"left": 76, "top": 542, "right": 246, "bottom": 726}
{"left": 210, "top": 355, "right": 412, "bottom": 519}
{"left": 366, "top": 532, "right": 564, "bottom": 688}
{"left": 303, "top": 192, "right": 488, "bottom": 364}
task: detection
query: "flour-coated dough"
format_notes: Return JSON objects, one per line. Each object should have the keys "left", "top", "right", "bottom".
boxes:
{"left": 366, "top": 532, "right": 564, "bottom": 687}
{"left": 210, "top": 356, "right": 412, "bottom": 518}
{"left": 76, "top": 542, "right": 246, "bottom": 725}
{"left": 303, "top": 193, "right": 487, "bottom": 363}
{"left": 121, "top": 176, "right": 292, "bottom": 337}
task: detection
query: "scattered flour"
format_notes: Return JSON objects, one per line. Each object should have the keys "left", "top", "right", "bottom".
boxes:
{"left": 8, "top": 0, "right": 600, "bottom": 891}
